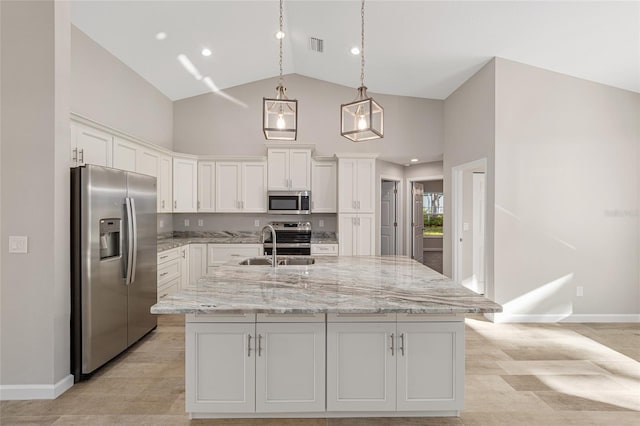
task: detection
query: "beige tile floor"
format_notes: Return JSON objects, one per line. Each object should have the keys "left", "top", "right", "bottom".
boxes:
{"left": 1, "top": 315, "right": 639, "bottom": 425}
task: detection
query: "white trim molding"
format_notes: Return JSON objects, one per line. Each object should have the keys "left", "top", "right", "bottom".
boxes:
{"left": 0, "top": 374, "right": 73, "bottom": 400}
{"left": 488, "top": 313, "right": 640, "bottom": 323}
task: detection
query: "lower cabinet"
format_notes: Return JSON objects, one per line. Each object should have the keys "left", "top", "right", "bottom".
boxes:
{"left": 327, "top": 319, "right": 464, "bottom": 412}
{"left": 207, "top": 244, "right": 263, "bottom": 270}
{"left": 186, "top": 317, "right": 325, "bottom": 414}
{"left": 338, "top": 213, "right": 375, "bottom": 256}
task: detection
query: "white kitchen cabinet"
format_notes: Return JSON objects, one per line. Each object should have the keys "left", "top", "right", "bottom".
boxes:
{"left": 311, "top": 243, "right": 338, "bottom": 256}
{"left": 267, "top": 148, "right": 311, "bottom": 190}
{"left": 396, "top": 322, "right": 464, "bottom": 411}
{"left": 255, "top": 322, "right": 325, "bottom": 412}
{"left": 189, "top": 243, "right": 208, "bottom": 284}
{"left": 157, "top": 248, "right": 182, "bottom": 301}
{"left": 158, "top": 154, "right": 173, "bottom": 213}
{"left": 173, "top": 157, "right": 198, "bottom": 212}
{"left": 207, "top": 244, "right": 263, "bottom": 268}
{"left": 112, "top": 137, "right": 139, "bottom": 172}
{"left": 327, "top": 322, "right": 397, "bottom": 411}
{"left": 216, "top": 161, "right": 267, "bottom": 213}
{"left": 339, "top": 213, "right": 375, "bottom": 256}
{"left": 179, "top": 245, "right": 190, "bottom": 289}
{"left": 311, "top": 160, "right": 337, "bottom": 213}
{"left": 186, "top": 322, "right": 256, "bottom": 413}
{"left": 338, "top": 158, "right": 375, "bottom": 213}
{"left": 198, "top": 161, "right": 216, "bottom": 212}
{"left": 70, "top": 122, "right": 112, "bottom": 167}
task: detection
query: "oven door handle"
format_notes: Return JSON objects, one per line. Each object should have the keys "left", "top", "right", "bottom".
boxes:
{"left": 263, "top": 243, "right": 311, "bottom": 248}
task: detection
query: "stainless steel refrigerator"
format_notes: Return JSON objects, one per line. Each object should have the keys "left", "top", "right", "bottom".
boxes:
{"left": 71, "top": 165, "right": 157, "bottom": 382}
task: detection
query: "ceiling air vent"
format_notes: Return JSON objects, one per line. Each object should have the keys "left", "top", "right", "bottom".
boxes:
{"left": 309, "top": 37, "right": 324, "bottom": 53}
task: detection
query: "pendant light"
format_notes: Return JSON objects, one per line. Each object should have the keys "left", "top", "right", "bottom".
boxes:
{"left": 263, "top": 0, "right": 297, "bottom": 141}
{"left": 341, "top": 0, "right": 383, "bottom": 142}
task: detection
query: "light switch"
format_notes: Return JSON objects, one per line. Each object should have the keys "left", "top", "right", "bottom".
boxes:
{"left": 198, "top": 219, "right": 204, "bottom": 227}
{"left": 184, "top": 219, "right": 190, "bottom": 227}
{"left": 318, "top": 220, "right": 324, "bottom": 228}
{"left": 159, "top": 219, "right": 164, "bottom": 228}
{"left": 9, "top": 236, "right": 28, "bottom": 254}
{"left": 254, "top": 219, "right": 260, "bottom": 227}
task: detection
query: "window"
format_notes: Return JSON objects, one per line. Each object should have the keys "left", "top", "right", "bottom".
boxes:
{"left": 423, "top": 192, "right": 443, "bottom": 236}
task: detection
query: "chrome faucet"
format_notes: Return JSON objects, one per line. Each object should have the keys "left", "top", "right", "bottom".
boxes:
{"left": 261, "top": 224, "right": 277, "bottom": 267}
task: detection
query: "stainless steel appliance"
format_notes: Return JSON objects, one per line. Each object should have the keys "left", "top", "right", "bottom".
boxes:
{"left": 71, "top": 165, "right": 157, "bottom": 382}
{"left": 267, "top": 191, "right": 311, "bottom": 215}
{"left": 263, "top": 221, "right": 312, "bottom": 256}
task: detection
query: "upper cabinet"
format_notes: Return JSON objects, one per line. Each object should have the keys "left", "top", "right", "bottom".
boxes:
{"left": 311, "top": 160, "right": 337, "bottom": 213}
{"left": 198, "top": 161, "right": 216, "bottom": 212}
{"left": 112, "top": 137, "right": 139, "bottom": 172}
{"left": 216, "top": 161, "right": 267, "bottom": 213}
{"left": 173, "top": 157, "right": 198, "bottom": 212}
{"left": 138, "top": 149, "right": 173, "bottom": 213}
{"left": 70, "top": 122, "right": 112, "bottom": 168}
{"left": 338, "top": 157, "right": 375, "bottom": 214}
{"left": 267, "top": 148, "right": 311, "bottom": 191}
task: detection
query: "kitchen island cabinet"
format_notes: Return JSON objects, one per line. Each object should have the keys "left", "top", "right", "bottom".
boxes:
{"left": 152, "top": 255, "right": 501, "bottom": 419}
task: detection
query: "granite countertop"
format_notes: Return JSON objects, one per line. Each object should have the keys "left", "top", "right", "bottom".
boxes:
{"left": 151, "top": 255, "right": 502, "bottom": 315}
{"left": 157, "top": 231, "right": 338, "bottom": 252}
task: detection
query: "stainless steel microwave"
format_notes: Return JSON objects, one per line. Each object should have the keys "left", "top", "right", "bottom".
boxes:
{"left": 267, "top": 191, "right": 311, "bottom": 215}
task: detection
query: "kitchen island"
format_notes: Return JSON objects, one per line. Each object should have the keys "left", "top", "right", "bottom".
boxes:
{"left": 151, "top": 255, "right": 501, "bottom": 419}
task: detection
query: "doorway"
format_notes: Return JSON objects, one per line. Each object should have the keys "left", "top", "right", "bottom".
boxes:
{"left": 452, "top": 159, "right": 487, "bottom": 294}
{"left": 380, "top": 179, "right": 399, "bottom": 255}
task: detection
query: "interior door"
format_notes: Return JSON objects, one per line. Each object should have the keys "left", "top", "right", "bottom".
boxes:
{"left": 412, "top": 183, "right": 424, "bottom": 263}
{"left": 381, "top": 180, "right": 397, "bottom": 255}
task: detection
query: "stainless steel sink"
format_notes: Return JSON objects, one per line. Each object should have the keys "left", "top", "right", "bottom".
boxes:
{"left": 277, "top": 257, "right": 315, "bottom": 266}
{"left": 238, "top": 257, "right": 315, "bottom": 266}
{"left": 238, "top": 258, "right": 273, "bottom": 266}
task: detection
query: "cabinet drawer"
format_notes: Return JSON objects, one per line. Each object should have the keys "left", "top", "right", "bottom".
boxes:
{"left": 157, "top": 277, "right": 179, "bottom": 302}
{"left": 187, "top": 313, "right": 257, "bottom": 323}
{"left": 257, "top": 313, "right": 325, "bottom": 323}
{"left": 158, "top": 248, "right": 180, "bottom": 264}
{"left": 158, "top": 258, "right": 181, "bottom": 285}
{"left": 311, "top": 244, "right": 338, "bottom": 255}
{"left": 327, "top": 313, "right": 396, "bottom": 322}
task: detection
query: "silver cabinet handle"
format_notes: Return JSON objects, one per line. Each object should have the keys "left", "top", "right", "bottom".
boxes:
{"left": 390, "top": 333, "right": 395, "bottom": 356}
{"left": 79, "top": 149, "right": 84, "bottom": 164}
{"left": 247, "top": 334, "right": 252, "bottom": 357}
{"left": 174, "top": 201, "right": 177, "bottom": 209}
{"left": 72, "top": 148, "right": 77, "bottom": 162}
{"left": 399, "top": 333, "right": 405, "bottom": 356}
{"left": 197, "top": 200, "right": 200, "bottom": 209}
{"left": 352, "top": 201, "right": 356, "bottom": 209}
{"left": 357, "top": 201, "right": 361, "bottom": 209}
{"left": 160, "top": 255, "right": 169, "bottom": 260}
{"left": 160, "top": 293, "right": 168, "bottom": 299}
{"left": 181, "top": 249, "right": 186, "bottom": 258}
{"left": 160, "top": 272, "right": 169, "bottom": 277}
{"left": 258, "top": 334, "right": 263, "bottom": 357}
{"left": 161, "top": 200, "right": 165, "bottom": 209}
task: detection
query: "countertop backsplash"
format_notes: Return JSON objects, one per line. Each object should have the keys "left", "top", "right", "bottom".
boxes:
{"left": 171, "top": 213, "right": 337, "bottom": 233}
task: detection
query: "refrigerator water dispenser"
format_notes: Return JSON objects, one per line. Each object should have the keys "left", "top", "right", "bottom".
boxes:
{"left": 99, "top": 219, "right": 121, "bottom": 260}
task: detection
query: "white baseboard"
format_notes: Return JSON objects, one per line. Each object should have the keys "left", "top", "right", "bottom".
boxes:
{"left": 0, "top": 374, "right": 73, "bottom": 400}
{"left": 489, "top": 313, "right": 640, "bottom": 323}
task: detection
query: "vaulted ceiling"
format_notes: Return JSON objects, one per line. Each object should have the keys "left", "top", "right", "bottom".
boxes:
{"left": 71, "top": 1, "right": 639, "bottom": 101}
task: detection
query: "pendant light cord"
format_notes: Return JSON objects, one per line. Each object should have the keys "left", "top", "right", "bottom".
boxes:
{"left": 360, "top": 0, "right": 365, "bottom": 88}
{"left": 279, "top": 0, "right": 284, "bottom": 86}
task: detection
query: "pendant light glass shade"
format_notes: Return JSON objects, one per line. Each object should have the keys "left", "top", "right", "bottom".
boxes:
{"left": 264, "top": 0, "right": 297, "bottom": 141}
{"left": 341, "top": 86, "right": 383, "bottom": 142}
{"left": 263, "top": 84, "right": 298, "bottom": 140}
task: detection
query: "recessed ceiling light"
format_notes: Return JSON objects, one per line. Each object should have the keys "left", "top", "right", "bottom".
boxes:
{"left": 350, "top": 46, "right": 360, "bottom": 55}
{"left": 201, "top": 48, "right": 212, "bottom": 57}
{"left": 155, "top": 32, "right": 167, "bottom": 41}
{"left": 410, "top": 158, "right": 419, "bottom": 162}
{"left": 275, "top": 31, "right": 286, "bottom": 40}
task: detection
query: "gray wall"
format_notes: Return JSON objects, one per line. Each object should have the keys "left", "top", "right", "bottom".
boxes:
{"left": 71, "top": 26, "right": 174, "bottom": 149}
{"left": 173, "top": 74, "right": 444, "bottom": 165}
{"left": 493, "top": 58, "right": 640, "bottom": 319}
{"left": 1, "top": 0, "right": 71, "bottom": 389}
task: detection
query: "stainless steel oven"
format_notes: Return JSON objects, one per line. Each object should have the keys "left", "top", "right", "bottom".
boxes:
{"left": 263, "top": 221, "right": 311, "bottom": 256}
{"left": 267, "top": 191, "right": 311, "bottom": 215}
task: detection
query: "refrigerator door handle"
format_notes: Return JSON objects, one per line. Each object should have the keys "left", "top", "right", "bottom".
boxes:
{"left": 125, "top": 197, "right": 134, "bottom": 285}
{"left": 130, "top": 197, "right": 138, "bottom": 284}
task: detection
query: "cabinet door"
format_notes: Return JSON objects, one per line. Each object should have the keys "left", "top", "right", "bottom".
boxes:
{"left": 112, "top": 137, "right": 139, "bottom": 172}
{"left": 311, "top": 161, "right": 337, "bottom": 213}
{"left": 242, "top": 162, "right": 267, "bottom": 213}
{"left": 137, "top": 148, "right": 160, "bottom": 177}
{"left": 356, "top": 214, "right": 376, "bottom": 256}
{"left": 179, "top": 246, "right": 190, "bottom": 289}
{"left": 338, "top": 159, "right": 358, "bottom": 213}
{"left": 267, "top": 149, "right": 289, "bottom": 190}
{"left": 158, "top": 155, "right": 173, "bottom": 212}
{"left": 396, "top": 322, "right": 464, "bottom": 411}
{"left": 356, "top": 159, "right": 375, "bottom": 213}
{"left": 72, "top": 123, "right": 112, "bottom": 167}
{"left": 186, "top": 322, "right": 256, "bottom": 413}
{"left": 327, "top": 322, "right": 396, "bottom": 411}
{"left": 255, "top": 323, "right": 325, "bottom": 412}
{"left": 198, "top": 161, "right": 216, "bottom": 212}
{"left": 173, "top": 158, "right": 197, "bottom": 212}
{"left": 289, "top": 149, "right": 311, "bottom": 190}
{"left": 208, "top": 244, "right": 263, "bottom": 267}
{"left": 216, "top": 162, "right": 242, "bottom": 212}
{"left": 189, "top": 244, "right": 208, "bottom": 285}
{"left": 338, "top": 214, "right": 357, "bottom": 256}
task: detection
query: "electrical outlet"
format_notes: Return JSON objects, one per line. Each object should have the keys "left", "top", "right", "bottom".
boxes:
{"left": 463, "top": 222, "right": 470, "bottom": 231}
{"left": 159, "top": 219, "right": 164, "bottom": 228}
{"left": 576, "top": 286, "right": 584, "bottom": 297}
{"left": 9, "top": 236, "right": 28, "bottom": 253}
{"left": 319, "top": 219, "right": 324, "bottom": 228}
{"left": 254, "top": 219, "right": 260, "bottom": 227}
{"left": 184, "top": 219, "right": 190, "bottom": 227}
{"left": 198, "top": 219, "right": 204, "bottom": 227}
